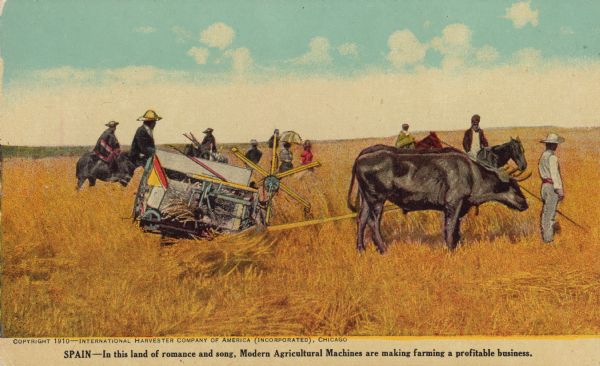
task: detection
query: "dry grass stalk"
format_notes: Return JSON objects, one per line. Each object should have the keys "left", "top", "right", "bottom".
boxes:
{"left": 161, "top": 195, "right": 196, "bottom": 224}
{"left": 1, "top": 127, "right": 599, "bottom": 336}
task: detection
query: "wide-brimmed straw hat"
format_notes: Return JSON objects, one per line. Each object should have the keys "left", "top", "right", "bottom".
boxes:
{"left": 539, "top": 133, "right": 565, "bottom": 144}
{"left": 137, "top": 110, "right": 162, "bottom": 122}
{"left": 105, "top": 121, "right": 119, "bottom": 128}
{"left": 203, "top": 128, "right": 214, "bottom": 133}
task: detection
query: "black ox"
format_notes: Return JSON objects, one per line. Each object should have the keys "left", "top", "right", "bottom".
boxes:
{"left": 347, "top": 147, "right": 528, "bottom": 253}
{"left": 76, "top": 151, "right": 136, "bottom": 190}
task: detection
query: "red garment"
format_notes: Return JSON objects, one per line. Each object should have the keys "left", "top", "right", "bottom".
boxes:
{"left": 94, "top": 129, "right": 121, "bottom": 163}
{"left": 301, "top": 149, "right": 313, "bottom": 165}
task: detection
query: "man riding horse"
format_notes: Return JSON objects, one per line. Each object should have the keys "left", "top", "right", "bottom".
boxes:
{"left": 395, "top": 122, "right": 444, "bottom": 150}
{"left": 76, "top": 109, "right": 162, "bottom": 190}
{"left": 395, "top": 123, "right": 416, "bottom": 149}
{"left": 76, "top": 120, "right": 135, "bottom": 190}
{"left": 90, "top": 120, "right": 122, "bottom": 178}
{"left": 131, "top": 109, "right": 162, "bottom": 167}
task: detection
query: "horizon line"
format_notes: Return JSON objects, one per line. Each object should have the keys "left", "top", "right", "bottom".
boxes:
{"left": 2, "top": 125, "right": 597, "bottom": 148}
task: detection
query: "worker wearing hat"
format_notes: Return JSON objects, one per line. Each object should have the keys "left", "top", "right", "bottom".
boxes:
{"left": 538, "top": 133, "right": 565, "bottom": 243}
{"left": 199, "top": 127, "right": 217, "bottom": 160}
{"left": 131, "top": 109, "right": 162, "bottom": 167}
{"left": 395, "top": 123, "right": 415, "bottom": 149}
{"left": 93, "top": 121, "right": 121, "bottom": 162}
{"left": 245, "top": 139, "right": 263, "bottom": 164}
{"left": 91, "top": 120, "right": 122, "bottom": 174}
{"left": 279, "top": 141, "right": 293, "bottom": 173}
{"left": 463, "top": 114, "right": 489, "bottom": 159}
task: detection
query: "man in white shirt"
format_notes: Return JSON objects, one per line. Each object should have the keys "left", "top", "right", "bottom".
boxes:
{"left": 538, "top": 133, "right": 565, "bottom": 243}
{"left": 462, "top": 114, "right": 489, "bottom": 160}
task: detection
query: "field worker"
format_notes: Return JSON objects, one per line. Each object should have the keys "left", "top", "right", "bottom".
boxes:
{"left": 462, "top": 114, "right": 489, "bottom": 159}
{"left": 183, "top": 141, "right": 201, "bottom": 158}
{"left": 91, "top": 120, "right": 121, "bottom": 175}
{"left": 538, "top": 133, "right": 565, "bottom": 243}
{"left": 200, "top": 128, "right": 217, "bottom": 159}
{"left": 268, "top": 129, "right": 279, "bottom": 149}
{"left": 279, "top": 142, "right": 293, "bottom": 173}
{"left": 245, "top": 139, "right": 263, "bottom": 164}
{"left": 131, "top": 109, "right": 161, "bottom": 167}
{"left": 395, "top": 123, "right": 415, "bottom": 149}
{"left": 301, "top": 140, "right": 314, "bottom": 166}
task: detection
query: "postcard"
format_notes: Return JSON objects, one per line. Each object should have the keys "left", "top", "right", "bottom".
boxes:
{"left": 0, "top": 1, "right": 598, "bottom": 365}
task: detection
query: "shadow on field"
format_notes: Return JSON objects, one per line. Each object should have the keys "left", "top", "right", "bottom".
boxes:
{"left": 370, "top": 207, "right": 535, "bottom": 248}
{"left": 161, "top": 229, "right": 277, "bottom": 280}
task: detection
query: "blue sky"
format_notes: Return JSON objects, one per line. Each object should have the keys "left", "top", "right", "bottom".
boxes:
{"left": 1, "top": 0, "right": 599, "bottom": 84}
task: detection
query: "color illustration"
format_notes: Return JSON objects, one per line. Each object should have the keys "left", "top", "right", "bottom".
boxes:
{"left": 0, "top": 1, "right": 598, "bottom": 338}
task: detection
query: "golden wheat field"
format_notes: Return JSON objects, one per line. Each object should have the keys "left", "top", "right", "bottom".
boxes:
{"left": 1, "top": 127, "right": 599, "bottom": 337}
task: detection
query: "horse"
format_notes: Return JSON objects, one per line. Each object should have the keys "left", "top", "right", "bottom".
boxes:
{"left": 76, "top": 151, "right": 137, "bottom": 190}
{"left": 415, "top": 131, "right": 444, "bottom": 150}
{"left": 477, "top": 137, "right": 527, "bottom": 171}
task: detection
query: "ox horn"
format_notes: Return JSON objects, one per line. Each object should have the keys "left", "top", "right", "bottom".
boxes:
{"left": 505, "top": 167, "right": 520, "bottom": 176}
{"left": 510, "top": 169, "right": 525, "bottom": 177}
{"left": 513, "top": 171, "right": 532, "bottom": 182}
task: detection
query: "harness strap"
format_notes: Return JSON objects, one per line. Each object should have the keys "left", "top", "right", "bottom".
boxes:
{"left": 93, "top": 150, "right": 110, "bottom": 162}
{"left": 100, "top": 139, "right": 114, "bottom": 153}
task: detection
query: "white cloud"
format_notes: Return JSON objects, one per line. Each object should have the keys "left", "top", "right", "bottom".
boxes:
{"left": 431, "top": 23, "right": 472, "bottom": 55}
{"left": 29, "top": 66, "right": 191, "bottom": 85}
{"left": 440, "top": 55, "right": 466, "bottom": 72}
{"left": 200, "top": 22, "right": 235, "bottom": 49}
{"left": 0, "top": 57, "right": 4, "bottom": 98}
{"left": 134, "top": 26, "right": 156, "bottom": 34}
{"left": 224, "top": 47, "right": 253, "bottom": 73}
{"left": 338, "top": 42, "right": 358, "bottom": 57}
{"left": 430, "top": 23, "right": 472, "bottom": 71}
{"left": 428, "top": 24, "right": 504, "bottom": 70}
{"left": 172, "top": 26, "right": 192, "bottom": 43}
{"left": 387, "top": 30, "right": 428, "bottom": 68}
{"left": 386, "top": 24, "right": 501, "bottom": 71}
{"left": 475, "top": 45, "right": 500, "bottom": 63}
{"left": 293, "top": 36, "right": 332, "bottom": 65}
{"left": 6, "top": 62, "right": 600, "bottom": 146}
{"left": 187, "top": 47, "right": 210, "bottom": 65}
{"left": 0, "top": 0, "right": 7, "bottom": 16}
{"left": 104, "top": 66, "right": 160, "bottom": 83}
{"left": 33, "top": 66, "right": 96, "bottom": 82}
{"left": 513, "top": 48, "right": 541, "bottom": 66}
{"left": 560, "top": 26, "right": 574, "bottom": 35}
{"left": 503, "top": 1, "right": 539, "bottom": 29}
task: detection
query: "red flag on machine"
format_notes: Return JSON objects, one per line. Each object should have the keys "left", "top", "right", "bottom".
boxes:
{"left": 147, "top": 155, "right": 169, "bottom": 188}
